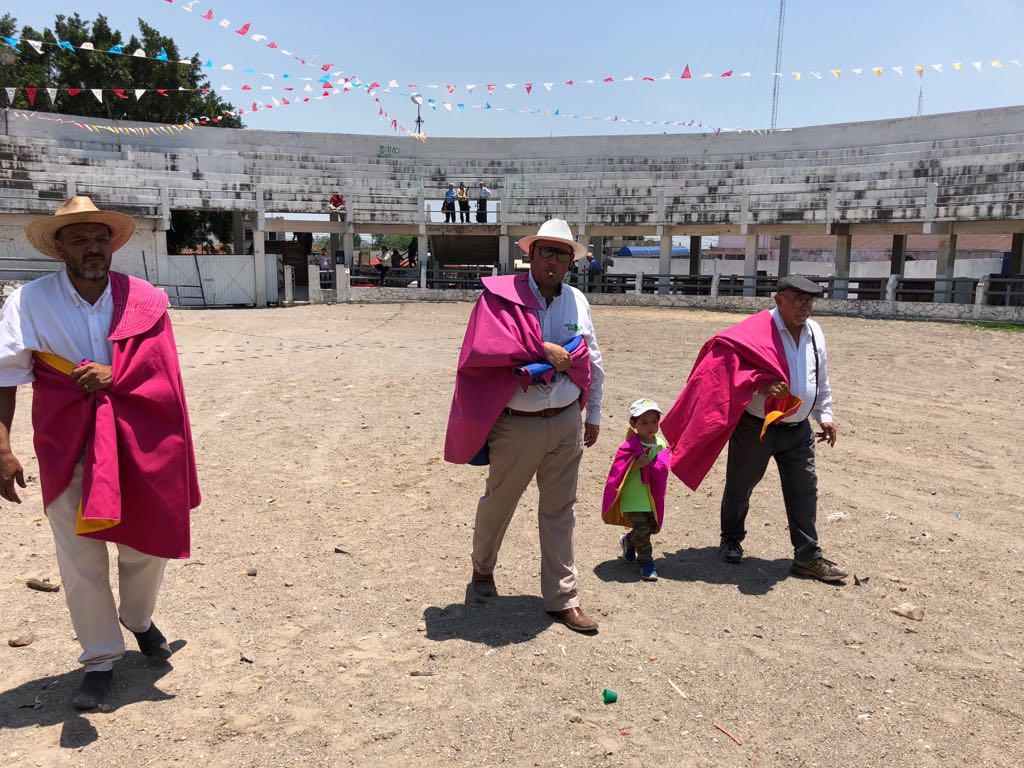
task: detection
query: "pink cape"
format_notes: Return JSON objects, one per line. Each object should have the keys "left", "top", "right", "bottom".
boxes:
{"left": 31, "top": 272, "right": 200, "bottom": 559}
{"left": 600, "top": 432, "right": 670, "bottom": 533}
{"left": 444, "top": 274, "right": 591, "bottom": 464}
{"left": 661, "top": 310, "right": 801, "bottom": 491}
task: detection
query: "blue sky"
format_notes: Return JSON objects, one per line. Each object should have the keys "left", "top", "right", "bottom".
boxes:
{"left": 4, "top": 0, "right": 1024, "bottom": 136}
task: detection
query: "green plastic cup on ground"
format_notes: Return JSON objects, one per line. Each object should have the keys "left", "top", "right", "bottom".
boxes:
{"left": 602, "top": 688, "right": 618, "bottom": 704}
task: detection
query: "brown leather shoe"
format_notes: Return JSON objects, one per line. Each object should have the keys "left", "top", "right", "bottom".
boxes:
{"left": 470, "top": 570, "right": 497, "bottom": 598}
{"left": 547, "top": 606, "right": 599, "bottom": 634}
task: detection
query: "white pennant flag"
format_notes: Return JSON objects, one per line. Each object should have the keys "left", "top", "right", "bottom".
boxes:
{"left": 388, "top": 79, "right": 399, "bottom": 88}
{"left": 80, "top": 42, "right": 94, "bottom": 51}
{"left": 91, "top": 89, "right": 103, "bottom": 102}
{"left": 281, "top": 50, "right": 292, "bottom": 56}
{"left": 543, "top": 82, "right": 554, "bottom": 90}
{"left": 27, "top": 39, "right": 44, "bottom": 54}
{"left": 221, "top": 64, "right": 234, "bottom": 70}
{"left": 466, "top": 84, "right": 476, "bottom": 93}
{"left": 1010, "top": 59, "right": 1022, "bottom": 67}
{"left": 135, "top": 89, "right": 146, "bottom": 100}
{"left": 851, "top": 68, "right": 864, "bottom": 76}
{"left": 505, "top": 83, "right": 516, "bottom": 89}
{"left": 252, "top": 34, "right": 267, "bottom": 42}
{"left": 4, "top": 88, "right": 15, "bottom": 104}
{"left": 892, "top": 66, "right": 904, "bottom": 76}
{"left": 623, "top": 75, "right": 634, "bottom": 81}
{"left": 811, "top": 71, "right": 822, "bottom": 79}
{"left": 972, "top": 61, "right": 982, "bottom": 71}
{"left": 262, "top": 73, "right": 275, "bottom": 79}
{"left": 930, "top": 64, "right": 943, "bottom": 73}
{"left": 661, "top": 72, "right": 671, "bottom": 80}
{"left": 219, "top": 19, "right": 230, "bottom": 29}
{"left": 220, "top": 85, "right": 231, "bottom": 91}
{"left": 740, "top": 71, "right": 752, "bottom": 77}
{"left": 46, "top": 88, "right": 57, "bottom": 102}
{"left": 133, "top": 48, "right": 145, "bottom": 57}
{"left": 272, "top": 97, "right": 280, "bottom": 106}
{"left": 304, "top": 83, "right": 313, "bottom": 92}
{"left": 182, "top": 0, "right": 199, "bottom": 10}
{"left": 444, "top": 102, "right": 453, "bottom": 111}
{"left": 701, "top": 73, "right": 712, "bottom": 78}
{"left": 261, "top": 86, "right": 272, "bottom": 90}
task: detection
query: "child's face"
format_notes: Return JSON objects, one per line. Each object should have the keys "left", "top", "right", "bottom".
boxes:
{"left": 631, "top": 412, "right": 661, "bottom": 441}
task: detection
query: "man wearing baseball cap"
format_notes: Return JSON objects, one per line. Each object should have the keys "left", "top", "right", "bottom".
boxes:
{"left": 0, "top": 197, "right": 200, "bottom": 708}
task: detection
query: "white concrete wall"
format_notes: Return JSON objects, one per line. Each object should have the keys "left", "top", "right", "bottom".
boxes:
{"left": 611, "top": 256, "right": 1003, "bottom": 280}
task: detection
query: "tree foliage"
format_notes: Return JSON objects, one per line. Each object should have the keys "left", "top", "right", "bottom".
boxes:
{"left": 0, "top": 12, "right": 242, "bottom": 127}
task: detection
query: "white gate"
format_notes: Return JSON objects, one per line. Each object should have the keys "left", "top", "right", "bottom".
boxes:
{"left": 163, "top": 255, "right": 256, "bottom": 307}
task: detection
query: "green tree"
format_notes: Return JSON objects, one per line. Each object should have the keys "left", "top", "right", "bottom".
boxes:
{"left": 373, "top": 234, "right": 413, "bottom": 252}
{"left": 0, "top": 13, "right": 242, "bottom": 126}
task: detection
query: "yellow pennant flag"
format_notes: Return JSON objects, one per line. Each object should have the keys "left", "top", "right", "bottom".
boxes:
{"left": 914, "top": 65, "right": 925, "bottom": 77}
{"left": 831, "top": 69, "right": 842, "bottom": 78}
{"left": 953, "top": 61, "right": 964, "bottom": 71}
{"left": 991, "top": 60, "right": 1003, "bottom": 68}
{"left": 873, "top": 66, "right": 884, "bottom": 77}
{"left": 791, "top": 71, "right": 802, "bottom": 80}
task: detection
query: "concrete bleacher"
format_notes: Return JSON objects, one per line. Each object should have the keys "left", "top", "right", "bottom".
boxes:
{"left": 2, "top": 105, "right": 1024, "bottom": 296}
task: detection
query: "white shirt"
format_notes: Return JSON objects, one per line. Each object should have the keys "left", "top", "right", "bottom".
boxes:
{"left": 505, "top": 273, "right": 605, "bottom": 425}
{"left": 745, "top": 308, "right": 833, "bottom": 426}
{"left": 0, "top": 270, "right": 114, "bottom": 387}
{"left": 478, "top": 186, "right": 491, "bottom": 199}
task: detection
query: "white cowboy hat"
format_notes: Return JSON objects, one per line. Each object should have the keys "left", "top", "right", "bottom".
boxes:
{"left": 26, "top": 196, "right": 134, "bottom": 260}
{"left": 518, "top": 218, "right": 587, "bottom": 261}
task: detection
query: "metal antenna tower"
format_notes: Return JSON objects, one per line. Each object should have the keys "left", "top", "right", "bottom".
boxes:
{"left": 770, "top": 0, "right": 787, "bottom": 129}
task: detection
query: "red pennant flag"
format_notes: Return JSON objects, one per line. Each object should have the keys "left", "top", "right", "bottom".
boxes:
{"left": 321, "top": 63, "right": 333, "bottom": 72}
{"left": 25, "top": 87, "right": 37, "bottom": 105}
{"left": 282, "top": 98, "right": 289, "bottom": 105}
{"left": 113, "top": 89, "right": 128, "bottom": 100}
{"left": 303, "top": 97, "right": 310, "bottom": 102}
{"left": 486, "top": 84, "right": 495, "bottom": 94}
{"left": 267, "top": 42, "right": 277, "bottom": 49}
{"left": 681, "top": 65, "right": 692, "bottom": 79}
{"left": 235, "top": 23, "right": 251, "bottom": 35}
{"left": 525, "top": 82, "right": 533, "bottom": 94}
{"left": 446, "top": 85, "right": 455, "bottom": 94}
{"left": 721, "top": 70, "right": 733, "bottom": 77}
{"left": 603, "top": 77, "right": 614, "bottom": 83}
{"left": 252, "top": 101, "right": 259, "bottom": 111}
{"left": 202, "top": 10, "right": 213, "bottom": 20}
{"left": 67, "top": 88, "right": 82, "bottom": 96}
{"left": 284, "top": 87, "right": 294, "bottom": 91}
{"left": 564, "top": 80, "right": 574, "bottom": 86}
{"left": 241, "top": 85, "right": 252, "bottom": 90}
{"left": 391, "top": 118, "right": 397, "bottom": 128}
{"left": 369, "top": 82, "right": 380, "bottom": 89}
{"left": 642, "top": 76, "right": 655, "bottom": 82}
{"left": 155, "top": 89, "right": 168, "bottom": 96}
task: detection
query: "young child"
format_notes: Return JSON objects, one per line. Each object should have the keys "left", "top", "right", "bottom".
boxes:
{"left": 601, "top": 399, "right": 671, "bottom": 581}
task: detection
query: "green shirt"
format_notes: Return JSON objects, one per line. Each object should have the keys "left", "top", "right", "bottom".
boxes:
{"left": 619, "top": 434, "right": 667, "bottom": 513}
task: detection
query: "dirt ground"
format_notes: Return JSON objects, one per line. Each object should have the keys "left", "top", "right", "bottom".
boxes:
{"left": 1, "top": 301, "right": 1022, "bottom": 768}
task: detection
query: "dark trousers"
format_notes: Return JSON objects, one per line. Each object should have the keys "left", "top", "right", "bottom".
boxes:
{"left": 444, "top": 202, "right": 455, "bottom": 223}
{"left": 459, "top": 200, "right": 470, "bottom": 222}
{"left": 477, "top": 200, "right": 487, "bottom": 223}
{"left": 626, "top": 511, "right": 657, "bottom": 563}
{"left": 720, "top": 412, "right": 822, "bottom": 561}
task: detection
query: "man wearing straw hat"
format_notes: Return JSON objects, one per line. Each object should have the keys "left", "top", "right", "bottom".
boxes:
{"left": 445, "top": 218, "right": 605, "bottom": 633}
{"left": 0, "top": 197, "right": 200, "bottom": 709}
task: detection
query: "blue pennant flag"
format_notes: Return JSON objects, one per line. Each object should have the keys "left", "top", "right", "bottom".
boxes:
{"left": 554, "top": 109, "right": 560, "bottom": 116}
{"left": 2, "top": 36, "right": 20, "bottom": 51}
{"left": 155, "top": 47, "right": 168, "bottom": 61}
{"left": 485, "top": 102, "right": 492, "bottom": 110}
{"left": 281, "top": 73, "right": 290, "bottom": 79}
{"left": 108, "top": 43, "right": 123, "bottom": 55}
{"left": 57, "top": 40, "right": 76, "bottom": 52}
{"left": 243, "top": 68, "right": 255, "bottom": 73}
{"left": 457, "top": 103, "right": 465, "bottom": 110}
{"left": 203, "top": 59, "right": 212, "bottom": 68}
{"left": 318, "top": 74, "right": 330, "bottom": 83}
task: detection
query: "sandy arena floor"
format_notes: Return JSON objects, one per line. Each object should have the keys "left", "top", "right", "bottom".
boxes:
{"left": 1, "top": 302, "right": 1022, "bottom": 768}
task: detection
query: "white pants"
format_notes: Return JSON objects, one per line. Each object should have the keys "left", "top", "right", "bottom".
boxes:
{"left": 47, "top": 463, "right": 168, "bottom": 672}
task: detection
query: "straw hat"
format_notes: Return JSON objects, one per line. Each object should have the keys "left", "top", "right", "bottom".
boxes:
{"left": 26, "top": 196, "right": 135, "bottom": 259}
{"left": 518, "top": 218, "right": 587, "bottom": 261}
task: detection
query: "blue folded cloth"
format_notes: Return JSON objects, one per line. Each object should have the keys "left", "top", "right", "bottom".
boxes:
{"left": 513, "top": 335, "right": 584, "bottom": 381}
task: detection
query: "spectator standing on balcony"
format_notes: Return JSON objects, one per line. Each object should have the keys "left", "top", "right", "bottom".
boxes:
{"left": 477, "top": 182, "right": 491, "bottom": 223}
{"left": 443, "top": 183, "right": 457, "bottom": 224}
{"left": 456, "top": 182, "right": 471, "bottom": 223}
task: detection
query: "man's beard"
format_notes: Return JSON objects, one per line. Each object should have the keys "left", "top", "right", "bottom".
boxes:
{"left": 69, "top": 259, "right": 110, "bottom": 281}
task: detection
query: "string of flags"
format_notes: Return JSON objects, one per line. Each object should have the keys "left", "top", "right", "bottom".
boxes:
{"left": 157, "top": 0, "right": 333, "bottom": 73}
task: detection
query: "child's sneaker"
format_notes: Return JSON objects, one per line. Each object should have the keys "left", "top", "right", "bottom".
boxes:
{"left": 640, "top": 561, "right": 658, "bottom": 581}
{"left": 620, "top": 534, "right": 637, "bottom": 564}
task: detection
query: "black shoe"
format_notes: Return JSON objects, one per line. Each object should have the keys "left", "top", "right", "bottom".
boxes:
{"left": 71, "top": 670, "right": 113, "bottom": 710}
{"left": 719, "top": 538, "right": 743, "bottom": 564}
{"left": 124, "top": 620, "right": 172, "bottom": 662}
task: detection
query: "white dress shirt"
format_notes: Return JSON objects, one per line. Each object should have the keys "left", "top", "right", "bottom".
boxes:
{"left": 505, "top": 273, "right": 605, "bottom": 425}
{"left": 0, "top": 270, "right": 114, "bottom": 387}
{"left": 745, "top": 308, "right": 833, "bottom": 426}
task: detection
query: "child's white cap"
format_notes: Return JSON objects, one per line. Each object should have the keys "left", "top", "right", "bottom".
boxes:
{"left": 629, "top": 398, "right": 662, "bottom": 418}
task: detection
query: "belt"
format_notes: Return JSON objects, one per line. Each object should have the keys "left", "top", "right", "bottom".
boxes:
{"left": 504, "top": 401, "right": 576, "bottom": 419}
{"left": 742, "top": 411, "right": 804, "bottom": 429}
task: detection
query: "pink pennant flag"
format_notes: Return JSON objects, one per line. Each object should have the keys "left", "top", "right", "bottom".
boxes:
{"left": 681, "top": 65, "right": 692, "bottom": 79}
{"left": 322, "top": 64, "right": 333, "bottom": 72}
{"left": 603, "top": 77, "right": 614, "bottom": 83}
{"left": 446, "top": 85, "right": 455, "bottom": 93}
{"left": 720, "top": 70, "right": 733, "bottom": 77}
{"left": 202, "top": 10, "right": 213, "bottom": 20}
{"left": 642, "top": 76, "right": 655, "bottom": 81}
{"left": 564, "top": 80, "right": 574, "bottom": 86}
{"left": 525, "top": 82, "right": 533, "bottom": 93}
{"left": 242, "top": 85, "right": 252, "bottom": 90}
{"left": 235, "top": 23, "right": 251, "bottom": 35}
{"left": 486, "top": 84, "right": 495, "bottom": 94}
{"left": 25, "top": 87, "right": 37, "bottom": 105}
{"left": 155, "top": 88, "right": 169, "bottom": 96}
{"left": 282, "top": 98, "right": 289, "bottom": 105}
{"left": 268, "top": 41, "right": 277, "bottom": 49}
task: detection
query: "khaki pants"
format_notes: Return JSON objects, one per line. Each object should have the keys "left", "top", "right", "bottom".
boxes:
{"left": 47, "top": 463, "right": 168, "bottom": 672}
{"left": 472, "top": 407, "right": 583, "bottom": 611}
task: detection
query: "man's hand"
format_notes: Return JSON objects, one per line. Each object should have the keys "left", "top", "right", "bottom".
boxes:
{"left": 759, "top": 380, "right": 789, "bottom": 399}
{"left": 634, "top": 452, "right": 652, "bottom": 469}
{"left": 0, "top": 450, "right": 25, "bottom": 504}
{"left": 543, "top": 342, "right": 572, "bottom": 373}
{"left": 71, "top": 362, "right": 113, "bottom": 393}
{"left": 817, "top": 422, "right": 837, "bottom": 447}
{"left": 583, "top": 423, "right": 600, "bottom": 447}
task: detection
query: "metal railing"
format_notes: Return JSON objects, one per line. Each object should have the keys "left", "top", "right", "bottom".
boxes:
{"left": 426, "top": 267, "right": 493, "bottom": 290}
{"left": 350, "top": 266, "right": 421, "bottom": 288}
{"left": 424, "top": 199, "right": 502, "bottom": 224}
{"left": 987, "top": 275, "right": 1024, "bottom": 306}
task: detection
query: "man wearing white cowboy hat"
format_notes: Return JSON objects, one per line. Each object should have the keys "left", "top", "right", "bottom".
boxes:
{"left": 0, "top": 196, "right": 200, "bottom": 709}
{"left": 445, "top": 218, "right": 606, "bottom": 633}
